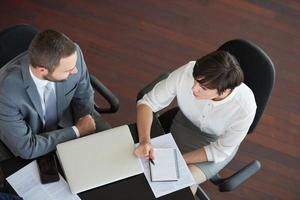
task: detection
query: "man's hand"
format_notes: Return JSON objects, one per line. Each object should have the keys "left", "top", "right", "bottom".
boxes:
{"left": 75, "top": 114, "right": 96, "bottom": 136}
{"left": 134, "top": 142, "right": 154, "bottom": 160}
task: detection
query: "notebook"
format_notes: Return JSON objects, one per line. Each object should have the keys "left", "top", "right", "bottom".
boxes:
{"left": 56, "top": 125, "right": 143, "bottom": 194}
{"left": 149, "top": 148, "right": 180, "bottom": 182}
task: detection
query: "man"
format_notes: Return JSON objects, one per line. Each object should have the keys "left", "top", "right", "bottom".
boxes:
{"left": 0, "top": 29, "right": 110, "bottom": 159}
{"left": 134, "top": 51, "right": 256, "bottom": 194}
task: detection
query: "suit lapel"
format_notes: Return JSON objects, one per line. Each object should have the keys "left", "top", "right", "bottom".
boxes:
{"left": 55, "top": 81, "right": 65, "bottom": 122}
{"left": 26, "top": 86, "right": 44, "bottom": 121}
{"left": 21, "top": 60, "right": 44, "bottom": 122}
{"left": 56, "top": 81, "right": 75, "bottom": 128}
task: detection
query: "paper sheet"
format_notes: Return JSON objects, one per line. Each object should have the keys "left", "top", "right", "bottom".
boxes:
{"left": 140, "top": 133, "right": 196, "bottom": 198}
{"left": 6, "top": 161, "right": 80, "bottom": 200}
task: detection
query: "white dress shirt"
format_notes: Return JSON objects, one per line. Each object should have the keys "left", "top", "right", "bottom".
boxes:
{"left": 138, "top": 61, "right": 257, "bottom": 163}
{"left": 29, "top": 67, "right": 80, "bottom": 137}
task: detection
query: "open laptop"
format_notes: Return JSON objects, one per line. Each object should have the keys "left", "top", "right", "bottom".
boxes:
{"left": 56, "top": 125, "right": 143, "bottom": 194}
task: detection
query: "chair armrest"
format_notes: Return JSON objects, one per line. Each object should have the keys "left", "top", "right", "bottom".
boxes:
{"left": 90, "top": 75, "right": 119, "bottom": 113}
{"left": 210, "top": 160, "right": 261, "bottom": 192}
{"left": 136, "top": 73, "right": 169, "bottom": 102}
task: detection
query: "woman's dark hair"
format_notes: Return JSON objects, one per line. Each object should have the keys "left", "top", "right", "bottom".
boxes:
{"left": 193, "top": 50, "right": 244, "bottom": 95}
{"left": 29, "top": 29, "right": 76, "bottom": 71}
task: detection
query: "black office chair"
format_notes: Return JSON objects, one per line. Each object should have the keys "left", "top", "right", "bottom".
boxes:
{"left": 137, "top": 39, "right": 275, "bottom": 199}
{"left": 0, "top": 24, "right": 119, "bottom": 161}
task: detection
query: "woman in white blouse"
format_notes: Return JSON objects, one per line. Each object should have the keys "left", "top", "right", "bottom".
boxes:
{"left": 134, "top": 51, "right": 256, "bottom": 194}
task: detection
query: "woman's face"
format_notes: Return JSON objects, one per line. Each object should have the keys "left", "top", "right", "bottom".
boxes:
{"left": 192, "top": 80, "right": 220, "bottom": 100}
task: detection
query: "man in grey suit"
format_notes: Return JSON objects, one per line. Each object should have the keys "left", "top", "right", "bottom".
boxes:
{"left": 0, "top": 29, "right": 110, "bottom": 159}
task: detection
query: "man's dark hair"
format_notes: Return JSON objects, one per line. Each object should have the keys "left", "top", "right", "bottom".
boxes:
{"left": 193, "top": 50, "right": 244, "bottom": 95}
{"left": 28, "top": 29, "right": 76, "bottom": 71}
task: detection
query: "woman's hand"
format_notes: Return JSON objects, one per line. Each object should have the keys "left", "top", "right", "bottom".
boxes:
{"left": 134, "top": 142, "right": 154, "bottom": 160}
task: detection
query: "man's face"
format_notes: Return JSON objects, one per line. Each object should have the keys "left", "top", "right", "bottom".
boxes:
{"left": 45, "top": 52, "right": 78, "bottom": 82}
{"left": 192, "top": 79, "right": 219, "bottom": 100}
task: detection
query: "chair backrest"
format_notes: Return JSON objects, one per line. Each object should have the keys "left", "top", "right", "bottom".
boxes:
{"left": 0, "top": 24, "right": 38, "bottom": 68}
{"left": 218, "top": 39, "right": 275, "bottom": 134}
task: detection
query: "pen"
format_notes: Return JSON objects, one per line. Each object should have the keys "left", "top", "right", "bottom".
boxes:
{"left": 149, "top": 158, "right": 155, "bottom": 165}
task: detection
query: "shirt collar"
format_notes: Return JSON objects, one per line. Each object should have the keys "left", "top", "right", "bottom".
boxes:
{"left": 209, "top": 87, "right": 236, "bottom": 106}
{"left": 29, "top": 66, "right": 49, "bottom": 88}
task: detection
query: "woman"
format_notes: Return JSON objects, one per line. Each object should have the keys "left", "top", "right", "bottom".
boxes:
{"left": 134, "top": 50, "right": 256, "bottom": 194}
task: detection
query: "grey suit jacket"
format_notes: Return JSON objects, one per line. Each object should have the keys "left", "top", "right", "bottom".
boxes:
{"left": 0, "top": 45, "right": 94, "bottom": 159}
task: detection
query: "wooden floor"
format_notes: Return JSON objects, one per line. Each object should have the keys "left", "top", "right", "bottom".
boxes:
{"left": 1, "top": 0, "right": 299, "bottom": 199}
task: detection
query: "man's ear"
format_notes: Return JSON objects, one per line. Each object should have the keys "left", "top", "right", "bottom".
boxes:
{"left": 36, "top": 66, "right": 49, "bottom": 75}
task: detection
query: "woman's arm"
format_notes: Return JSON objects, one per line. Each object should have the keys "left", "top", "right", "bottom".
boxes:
{"left": 183, "top": 147, "right": 208, "bottom": 164}
{"left": 134, "top": 104, "right": 154, "bottom": 159}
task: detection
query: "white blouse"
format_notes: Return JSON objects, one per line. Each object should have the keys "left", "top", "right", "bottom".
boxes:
{"left": 138, "top": 61, "right": 257, "bottom": 163}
